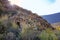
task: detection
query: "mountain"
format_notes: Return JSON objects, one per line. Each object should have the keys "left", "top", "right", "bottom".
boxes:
{"left": 42, "top": 13, "right": 60, "bottom": 23}
{"left": 0, "top": 0, "right": 55, "bottom": 40}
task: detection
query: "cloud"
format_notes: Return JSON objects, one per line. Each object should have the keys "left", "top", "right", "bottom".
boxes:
{"left": 9, "top": 0, "right": 60, "bottom": 15}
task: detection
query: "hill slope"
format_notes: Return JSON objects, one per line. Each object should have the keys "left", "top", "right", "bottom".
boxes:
{"left": 0, "top": 0, "right": 54, "bottom": 30}
{"left": 51, "top": 22, "right": 60, "bottom": 27}
{"left": 0, "top": 0, "right": 55, "bottom": 40}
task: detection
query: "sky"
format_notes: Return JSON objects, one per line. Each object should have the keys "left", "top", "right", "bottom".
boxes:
{"left": 9, "top": 0, "right": 60, "bottom": 15}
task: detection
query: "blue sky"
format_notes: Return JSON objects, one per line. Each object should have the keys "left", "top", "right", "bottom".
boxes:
{"left": 9, "top": 0, "right": 60, "bottom": 15}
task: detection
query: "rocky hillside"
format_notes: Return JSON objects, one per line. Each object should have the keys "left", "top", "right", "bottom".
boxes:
{"left": 0, "top": 0, "right": 54, "bottom": 30}
{"left": 0, "top": 0, "right": 57, "bottom": 40}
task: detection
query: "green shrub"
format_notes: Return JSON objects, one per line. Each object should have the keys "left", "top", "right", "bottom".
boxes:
{"left": 54, "top": 30, "right": 60, "bottom": 40}
{"left": 20, "top": 25, "right": 40, "bottom": 40}
{"left": 0, "top": 16, "right": 19, "bottom": 40}
{"left": 38, "top": 29, "right": 58, "bottom": 40}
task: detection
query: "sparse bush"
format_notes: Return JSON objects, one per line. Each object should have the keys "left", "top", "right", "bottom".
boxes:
{"left": 37, "top": 29, "right": 58, "bottom": 40}
{"left": 54, "top": 30, "right": 60, "bottom": 40}
{"left": 0, "top": 16, "right": 20, "bottom": 40}
{"left": 0, "top": 19, "right": 7, "bottom": 40}
{"left": 55, "top": 26, "right": 60, "bottom": 30}
{"left": 20, "top": 25, "right": 40, "bottom": 40}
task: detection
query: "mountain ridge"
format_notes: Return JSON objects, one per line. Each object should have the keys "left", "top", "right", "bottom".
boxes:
{"left": 42, "top": 13, "right": 60, "bottom": 23}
